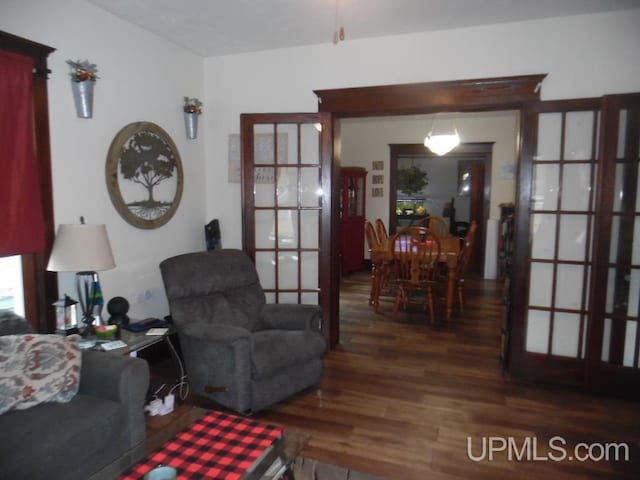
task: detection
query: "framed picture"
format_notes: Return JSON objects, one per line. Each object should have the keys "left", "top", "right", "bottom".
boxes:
{"left": 458, "top": 162, "right": 472, "bottom": 197}
{"left": 106, "top": 122, "right": 184, "bottom": 229}
{"left": 228, "top": 133, "right": 288, "bottom": 183}
{"left": 372, "top": 160, "right": 384, "bottom": 171}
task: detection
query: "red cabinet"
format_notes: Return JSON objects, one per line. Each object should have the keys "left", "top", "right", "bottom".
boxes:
{"left": 340, "top": 167, "right": 367, "bottom": 275}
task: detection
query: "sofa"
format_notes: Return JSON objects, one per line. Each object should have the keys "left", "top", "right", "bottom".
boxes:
{"left": 160, "top": 249, "right": 326, "bottom": 414}
{"left": 0, "top": 311, "right": 150, "bottom": 480}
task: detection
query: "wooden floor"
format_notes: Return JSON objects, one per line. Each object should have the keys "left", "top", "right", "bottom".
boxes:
{"left": 252, "top": 271, "right": 640, "bottom": 480}
{"left": 150, "top": 271, "right": 640, "bottom": 479}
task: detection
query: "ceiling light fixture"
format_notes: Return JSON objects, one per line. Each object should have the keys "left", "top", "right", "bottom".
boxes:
{"left": 333, "top": 0, "right": 345, "bottom": 44}
{"left": 424, "top": 117, "right": 460, "bottom": 156}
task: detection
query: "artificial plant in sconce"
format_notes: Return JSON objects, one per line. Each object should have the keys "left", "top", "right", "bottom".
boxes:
{"left": 183, "top": 96, "right": 202, "bottom": 139}
{"left": 183, "top": 96, "right": 203, "bottom": 114}
{"left": 66, "top": 59, "right": 99, "bottom": 118}
{"left": 66, "top": 59, "right": 99, "bottom": 82}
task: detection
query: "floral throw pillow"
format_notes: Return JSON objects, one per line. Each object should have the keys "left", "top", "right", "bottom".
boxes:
{"left": 0, "top": 334, "right": 82, "bottom": 415}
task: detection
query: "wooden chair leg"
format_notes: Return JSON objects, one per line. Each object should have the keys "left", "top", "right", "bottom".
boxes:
{"left": 393, "top": 288, "right": 404, "bottom": 319}
{"left": 369, "top": 265, "right": 377, "bottom": 305}
{"left": 427, "top": 288, "right": 435, "bottom": 323}
{"left": 458, "top": 281, "right": 464, "bottom": 313}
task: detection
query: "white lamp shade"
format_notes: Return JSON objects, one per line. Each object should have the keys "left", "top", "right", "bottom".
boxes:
{"left": 47, "top": 224, "right": 116, "bottom": 272}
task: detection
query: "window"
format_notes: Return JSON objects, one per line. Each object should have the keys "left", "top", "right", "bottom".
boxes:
{"left": 0, "top": 255, "right": 24, "bottom": 316}
{"left": 0, "top": 31, "right": 56, "bottom": 331}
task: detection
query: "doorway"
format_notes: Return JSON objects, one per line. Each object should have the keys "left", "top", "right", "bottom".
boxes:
{"left": 387, "top": 142, "right": 494, "bottom": 274}
{"left": 313, "top": 74, "right": 544, "bottom": 347}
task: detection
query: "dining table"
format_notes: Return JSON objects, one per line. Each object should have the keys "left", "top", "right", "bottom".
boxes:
{"left": 369, "top": 233, "right": 461, "bottom": 319}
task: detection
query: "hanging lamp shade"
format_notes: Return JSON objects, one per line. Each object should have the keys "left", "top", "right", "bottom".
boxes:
{"left": 424, "top": 128, "right": 460, "bottom": 156}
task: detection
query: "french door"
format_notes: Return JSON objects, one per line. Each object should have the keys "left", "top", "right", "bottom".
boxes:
{"left": 587, "top": 94, "right": 640, "bottom": 394}
{"left": 240, "top": 113, "right": 337, "bottom": 345}
{"left": 509, "top": 94, "right": 640, "bottom": 397}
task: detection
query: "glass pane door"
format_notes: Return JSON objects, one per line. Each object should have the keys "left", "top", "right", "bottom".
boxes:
{"left": 525, "top": 109, "right": 599, "bottom": 360}
{"left": 600, "top": 104, "right": 640, "bottom": 368}
{"left": 241, "top": 114, "right": 331, "bottom": 308}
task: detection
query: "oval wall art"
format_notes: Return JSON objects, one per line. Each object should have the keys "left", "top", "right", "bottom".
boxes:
{"left": 106, "top": 122, "right": 183, "bottom": 229}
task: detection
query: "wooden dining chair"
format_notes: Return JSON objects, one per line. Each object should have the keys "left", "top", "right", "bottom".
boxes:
{"left": 454, "top": 220, "right": 478, "bottom": 312}
{"left": 374, "top": 218, "right": 388, "bottom": 243}
{"left": 415, "top": 216, "right": 450, "bottom": 237}
{"left": 364, "top": 220, "right": 380, "bottom": 251}
{"left": 391, "top": 226, "right": 442, "bottom": 322}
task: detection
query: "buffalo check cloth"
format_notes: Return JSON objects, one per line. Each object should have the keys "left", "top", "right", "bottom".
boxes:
{"left": 120, "top": 410, "right": 283, "bottom": 479}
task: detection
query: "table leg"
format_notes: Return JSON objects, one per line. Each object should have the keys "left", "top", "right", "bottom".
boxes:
{"left": 164, "top": 335, "right": 189, "bottom": 400}
{"left": 371, "top": 261, "right": 384, "bottom": 313}
{"left": 446, "top": 265, "right": 456, "bottom": 320}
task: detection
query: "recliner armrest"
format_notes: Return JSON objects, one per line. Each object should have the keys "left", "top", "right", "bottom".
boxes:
{"left": 181, "top": 322, "right": 251, "bottom": 343}
{"left": 258, "top": 304, "right": 322, "bottom": 331}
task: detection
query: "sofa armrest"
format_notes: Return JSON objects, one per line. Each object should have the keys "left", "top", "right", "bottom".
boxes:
{"left": 79, "top": 350, "right": 149, "bottom": 448}
{"left": 79, "top": 350, "right": 148, "bottom": 402}
{"left": 258, "top": 304, "right": 322, "bottom": 331}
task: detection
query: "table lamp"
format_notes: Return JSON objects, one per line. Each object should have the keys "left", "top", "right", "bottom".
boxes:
{"left": 47, "top": 219, "right": 116, "bottom": 336}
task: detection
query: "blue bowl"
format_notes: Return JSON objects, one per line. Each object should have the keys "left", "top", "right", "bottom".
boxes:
{"left": 144, "top": 466, "right": 177, "bottom": 480}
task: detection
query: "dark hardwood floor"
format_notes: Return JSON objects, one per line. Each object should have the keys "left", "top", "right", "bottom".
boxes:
{"left": 151, "top": 270, "right": 640, "bottom": 479}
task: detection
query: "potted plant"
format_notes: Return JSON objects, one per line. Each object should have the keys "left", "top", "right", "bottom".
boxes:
{"left": 67, "top": 59, "right": 98, "bottom": 118}
{"left": 183, "top": 96, "right": 202, "bottom": 139}
{"left": 397, "top": 165, "right": 428, "bottom": 212}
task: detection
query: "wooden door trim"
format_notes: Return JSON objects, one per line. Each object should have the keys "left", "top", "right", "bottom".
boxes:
{"left": 315, "top": 74, "right": 546, "bottom": 116}
{"left": 314, "top": 74, "right": 545, "bottom": 354}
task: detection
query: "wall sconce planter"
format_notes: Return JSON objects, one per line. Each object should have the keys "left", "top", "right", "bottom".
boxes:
{"left": 183, "top": 96, "right": 202, "bottom": 139}
{"left": 184, "top": 112, "right": 199, "bottom": 139}
{"left": 67, "top": 59, "right": 98, "bottom": 119}
{"left": 71, "top": 80, "right": 94, "bottom": 118}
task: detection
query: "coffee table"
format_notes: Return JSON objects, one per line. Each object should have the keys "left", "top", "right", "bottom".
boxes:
{"left": 120, "top": 410, "right": 291, "bottom": 480}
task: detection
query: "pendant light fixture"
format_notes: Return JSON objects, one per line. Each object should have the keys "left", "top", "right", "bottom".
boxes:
{"left": 424, "top": 116, "right": 460, "bottom": 156}
{"left": 333, "top": 0, "right": 345, "bottom": 44}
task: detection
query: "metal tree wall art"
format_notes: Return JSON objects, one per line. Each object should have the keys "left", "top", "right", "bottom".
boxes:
{"left": 106, "top": 122, "right": 183, "bottom": 229}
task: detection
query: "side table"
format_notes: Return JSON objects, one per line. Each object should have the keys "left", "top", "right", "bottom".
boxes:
{"left": 86, "top": 322, "right": 189, "bottom": 401}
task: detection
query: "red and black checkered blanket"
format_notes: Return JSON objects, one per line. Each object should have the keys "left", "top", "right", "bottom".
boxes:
{"left": 120, "top": 410, "right": 283, "bottom": 479}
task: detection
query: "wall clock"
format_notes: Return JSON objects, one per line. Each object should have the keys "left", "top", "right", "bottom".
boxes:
{"left": 106, "top": 122, "right": 183, "bottom": 229}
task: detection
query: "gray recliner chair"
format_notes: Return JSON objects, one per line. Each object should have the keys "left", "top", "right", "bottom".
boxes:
{"left": 160, "top": 249, "right": 326, "bottom": 414}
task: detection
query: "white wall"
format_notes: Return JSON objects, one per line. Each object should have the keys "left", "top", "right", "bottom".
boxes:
{"left": 203, "top": 9, "right": 640, "bottom": 250}
{"left": 2, "top": 0, "right": 206, "bottom": 319}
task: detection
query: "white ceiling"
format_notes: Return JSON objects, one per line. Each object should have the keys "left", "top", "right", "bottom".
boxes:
{"left": 87, "top": 0, "right": 640, "bottom": 58}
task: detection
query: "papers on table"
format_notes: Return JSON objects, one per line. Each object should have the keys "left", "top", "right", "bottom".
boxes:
{"left": 146, "top": 328, "right": 169, "bottom": 336}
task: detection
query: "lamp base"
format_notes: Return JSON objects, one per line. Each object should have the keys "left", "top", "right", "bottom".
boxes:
{"left": 80, "top": 315, "right": 96, "bottom": 337}
{"left": 76, "top": 271, "right": 105, "bottom": 336}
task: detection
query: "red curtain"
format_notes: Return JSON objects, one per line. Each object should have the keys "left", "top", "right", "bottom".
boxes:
{"left": 0, "top": 50, "right": 45, "bottom": 256}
